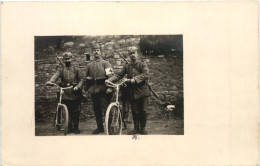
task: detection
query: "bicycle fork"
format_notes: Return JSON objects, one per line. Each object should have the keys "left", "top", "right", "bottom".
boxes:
{"left": 111, "top": 103, "right": 120, "bottom": 127}
{"left": 55, "top": 105, "right": 64, "bottom": 127}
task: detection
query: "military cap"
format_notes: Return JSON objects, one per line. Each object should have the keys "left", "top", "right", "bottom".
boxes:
{"left": 92, "top": 44, "right": 101, "bottom": 49}
{"left": 62, "top": 52, "right": 73, "bottom": 59}
{"left": 127, "top": 47, "right": 137, "bottom": 54}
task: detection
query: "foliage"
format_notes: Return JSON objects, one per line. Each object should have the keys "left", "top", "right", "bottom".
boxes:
{"left": 139, "top": 35, "right": 183, "bottom": 55}
{"left": 35, "top": 36, "right": 74, "bottom": 50}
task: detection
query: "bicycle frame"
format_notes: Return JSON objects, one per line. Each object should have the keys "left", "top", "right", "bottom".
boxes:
{"left": 47, "top": 83, "right": 72, "bottom": 103}
{"left": 114, "top": 84, "right": 120, "bottom": 104}
{"left": 46, "top": 83, "right": 72, "bottom": 129}
{"left": 105, "top": 80, "right": 127, "bottom": 135}
{"left": 106, "top": 80, "right": 127, "bottom": 105}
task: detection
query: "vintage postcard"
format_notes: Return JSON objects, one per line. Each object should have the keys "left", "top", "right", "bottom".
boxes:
{"left": 1, "top": 1, "right": 258, "bottom": 166}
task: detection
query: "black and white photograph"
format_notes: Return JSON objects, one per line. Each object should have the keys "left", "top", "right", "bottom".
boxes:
{"left": 3, "top": 2, "right": 258, "bottom": 165}
{"left": 35, "top": 35, "right": 184, "bottom": 136}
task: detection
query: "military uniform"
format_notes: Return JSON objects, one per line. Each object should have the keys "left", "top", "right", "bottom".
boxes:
{"left": 50, "top": 64, "right": 84, "bottom": 133}
{"left": 108, "top": 60, "right": 150, "bottom": 134}
{"left": 85, "top": 57, "right": 114, "bottom": 132}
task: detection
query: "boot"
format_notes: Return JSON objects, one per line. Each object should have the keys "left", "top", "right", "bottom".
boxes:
{"left": 67, "top": 126, "right": 73, "bottom": 134}
{"left": 128, "top": 127, "right": 139, "bottom": 135}
{"left": 140, "top": 128, "right": 148, "bottom": 135}
{"left": 73, "top": 113, "right": 80, "bottom": 134}
{"left": 93, "top": 116, "right": 104, "bottom": 134}
{"left": 128, "top": 113, "right": 139, "bottom": 135}
{"left": 74, "top": 129, "right": 81, "bottom": 134}
{"left": 93, "top": 118, "right": 104, "bottom": 134}
{"left": 73, "top": 119, "right": 80, "bottom": 134}
{"left": 139, "top": 113, "right": 148, "bottom": 135}
{"left": 68, "top": 119, "right": 73, "bottom": 134}
{"left": 92, "top": 127, "right": 104, "bottom": 134}
{"left": 67, "top": 115, "right": 73, "bottom": 134}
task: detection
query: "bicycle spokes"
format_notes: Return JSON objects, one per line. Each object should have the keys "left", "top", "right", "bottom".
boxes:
{"left": 54, "top": 106, "right": 69, "bottom": 135}
{"left": 111, "top": 108, "right": 119, "bottom": 127}
{"left": 107, "top": 105, "right": 122, "bottom": 135}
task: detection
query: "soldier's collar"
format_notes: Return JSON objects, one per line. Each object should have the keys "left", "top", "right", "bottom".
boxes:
{"left": 65, "top": 64, "right": 72, "bottom": 68}
{"left": 131, "top": 60, "right": 139, "bottom": 65}
{"left": 94, "top": 56, "right": 102, "bottom": 62}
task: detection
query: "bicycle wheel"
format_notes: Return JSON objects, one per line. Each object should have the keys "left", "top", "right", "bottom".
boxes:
{"left": 54, "top": 104, "right": 69, "bottom": 136}
{"left": 105, "top": 103, "right": 122, "bottom": 135}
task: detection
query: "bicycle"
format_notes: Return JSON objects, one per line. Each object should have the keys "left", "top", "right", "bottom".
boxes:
{"left": 105, "top": 79, "right": 129, "bottom": 135}
{"left": 46, "top": 82, "right": 73, "bottom": 136}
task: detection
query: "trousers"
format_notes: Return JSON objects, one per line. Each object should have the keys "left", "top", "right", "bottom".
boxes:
{"left": 91, "top": 93, "right": 112, "bottom": 129}
{"left": 62, "top": 99, "right": 81, "bottom": 131}
{"left": 130, "top": 97, "right": 148, "bottom": 130}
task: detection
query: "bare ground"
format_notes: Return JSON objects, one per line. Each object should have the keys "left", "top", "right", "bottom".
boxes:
{"left": 35, "top": 115, "right": 184, "bottom": 136}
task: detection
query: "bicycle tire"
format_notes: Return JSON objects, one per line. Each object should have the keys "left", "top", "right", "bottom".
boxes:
{"left": 54, "top": 104, "right": 69, "bottom": 136}
{"left": 105, "top": 103, "right": 122, "bottom": 135}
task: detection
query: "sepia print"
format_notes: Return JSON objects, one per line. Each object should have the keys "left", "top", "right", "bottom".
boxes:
{"left": 2, "top": 2, "right": 259, "bottom": 165}
{"left": 35, "top": 35, "right": 184, "bottom": 136}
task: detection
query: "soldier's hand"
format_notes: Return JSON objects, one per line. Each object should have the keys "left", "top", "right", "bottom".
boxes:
{"left": 125, "top": 79, "right": 131, "bottom": 83}
{"left": 73, "top": 86, "right": 79, "bottom": 91}
{"left": 46, "top": 81, "right": 54, "bottom": 86}
{"left": 105, "top": 80, "right": 111, "bottom": 87}
{"left": 106, "top": 88, "right": 113, "bottom": 94}
{"left": 86, "top": 76, "right": 93, "bottom": 80}
{"left": 130, "top": 79, "right": 136, "bottom": 84}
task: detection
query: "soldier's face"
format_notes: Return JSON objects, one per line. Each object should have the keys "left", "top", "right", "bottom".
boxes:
{"left": 64, "top": 57, "right": 71, "bottom": 63}
{"left": 93, "top": 48, "right": 101, "bottom": 58}
{"left": 130, "top": 52, "right": 138, "bottom": 61}
{"left": 64, "top": 57, "right": 72, "bottom": 66}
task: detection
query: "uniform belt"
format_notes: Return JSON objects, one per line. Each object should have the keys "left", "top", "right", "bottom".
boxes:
{"left": 87, "top": 78, "right": 106, "bottom": 84}
{"left": 60, "top": 82, "right": 78, "bottom": 87}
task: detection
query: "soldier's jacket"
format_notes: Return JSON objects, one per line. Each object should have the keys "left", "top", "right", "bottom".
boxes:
{"left": 50, "top": 64, "right": 84, "bottom": 100}
{"left": 85, "top": 58, "right": 114, "bottom": 94}
{"left": 108, "top": 60, "right": 150, "bottom": 100}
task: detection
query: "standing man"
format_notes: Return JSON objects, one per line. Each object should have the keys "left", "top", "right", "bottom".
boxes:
{"left": 85, "top": 44, "right": 114, "bottom": 134}
{"left": 106, "top": 48, "right": 150, "bottom": 135}
{"left": 46, "top": 52, "right": 84, "bottom": 134}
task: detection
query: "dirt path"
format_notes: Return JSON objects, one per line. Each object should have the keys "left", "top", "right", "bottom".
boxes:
{"left": 35, "top": 117, "right": 184, "bottom": 136}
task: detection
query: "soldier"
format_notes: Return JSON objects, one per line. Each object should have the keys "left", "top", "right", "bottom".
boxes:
{"left": 46, "top": 52, "right": 84, "bottom": 134}
{"left": 85, "top": 44, "right": 114, "bottom": 134}
{"left": 106, "top": 48, "right": 150, "bottom": 135}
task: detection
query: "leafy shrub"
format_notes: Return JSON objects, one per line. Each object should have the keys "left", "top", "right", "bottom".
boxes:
{"left": 139, "top": 35, "right": 183, "bottom": 55}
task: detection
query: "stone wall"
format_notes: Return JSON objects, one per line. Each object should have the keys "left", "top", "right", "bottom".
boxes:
{"left": 35, "top": 35, "right": 183, "bottom": 122}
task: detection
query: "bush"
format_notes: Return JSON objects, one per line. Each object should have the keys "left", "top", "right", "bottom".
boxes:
{"left": 139, "top": 35, "right": 183, "bottom": 56}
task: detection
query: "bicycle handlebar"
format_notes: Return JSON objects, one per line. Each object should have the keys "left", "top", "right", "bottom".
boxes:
{"left": 46, "top": 82, "right": 73, "bottom": 90}
{"left": 105, "top": 79, "right": 128, "bottom": 88}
